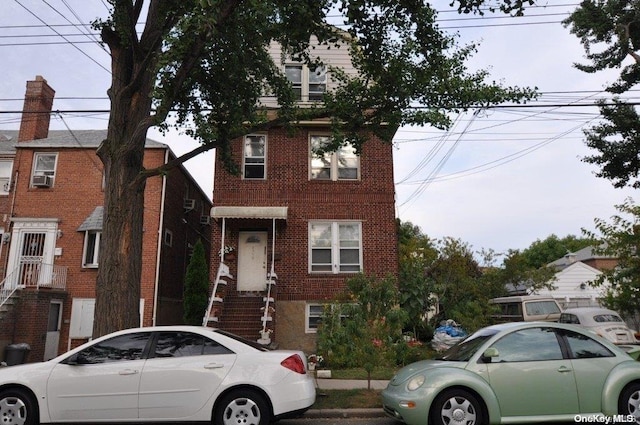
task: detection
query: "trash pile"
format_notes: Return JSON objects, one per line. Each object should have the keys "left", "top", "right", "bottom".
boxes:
{"left": 431, "top": 319, "right": 467, "bottom": 352}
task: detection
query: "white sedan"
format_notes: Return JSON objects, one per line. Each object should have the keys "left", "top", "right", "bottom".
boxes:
{"left": 0, "top": 326, "right": 316, "bottom": 425}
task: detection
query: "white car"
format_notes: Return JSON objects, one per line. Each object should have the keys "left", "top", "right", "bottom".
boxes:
{"left": 559, "top": 307, "right": 638, "bottom": 345}
{"left": 0, "top": 326, "right": 316, "bottom": 425}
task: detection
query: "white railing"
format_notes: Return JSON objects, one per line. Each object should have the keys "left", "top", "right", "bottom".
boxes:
{"left": 0, "top": 263, "right": 68, "bottom": 309}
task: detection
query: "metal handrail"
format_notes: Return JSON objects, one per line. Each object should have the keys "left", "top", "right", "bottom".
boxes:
{"left": 0, "top": 263, "right": 68, "bottom": 309}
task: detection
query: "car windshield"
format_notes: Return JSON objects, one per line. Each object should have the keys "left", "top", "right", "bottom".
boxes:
{"left": 593, "top": 314, "right": 623, "bottom": 323}
{"left": 436, "top": 328, "right": 499, "bottom": 362}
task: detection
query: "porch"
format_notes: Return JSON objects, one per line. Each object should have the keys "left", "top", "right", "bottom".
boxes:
{"left": 0, "top": 263, "right": 68, "bottom": 309}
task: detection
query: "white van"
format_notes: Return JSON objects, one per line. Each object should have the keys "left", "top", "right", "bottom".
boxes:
{"left": 489, "top": 295, "right": 562, "bottom": 323}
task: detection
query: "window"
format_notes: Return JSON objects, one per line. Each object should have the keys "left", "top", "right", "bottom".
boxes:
{"left": 153, "top": 332, "right": 233, "bottom": 358}
{"left": 309, "top": 222, "right": 362, "bottom": 273}
{"left": 285, "top": 64, "right": 326, "bottom": 102}
{"left": 243, "top": 135, "right": 266, "bottom": 179}
{"left": 82, "top": 230, "right": 101, "bottom": 268}
{"left": 306, "top": 304, "right": 324, "bottom": 333}
{"left": 490, "top": 327, "right": 563, "bottom": 362}
{"left": 69, "top": 332, "right": 150, "bottom": 364}
{"left": 0, "top": 160, "right": 13, "bottom": 195}
{"left": 164, "top": 229, "right": 173, "bottom": 247}
{"left": 310, "top": 135, "right": 359, "bottom": 181}
{"left": 31, "top": 152, "right": 57, "bottom": 187}
{"left": 561, "top": 330, "right": 614, "bottom": 359}
{"left": 285, "top": 65, "right": 303, "bottom": 100}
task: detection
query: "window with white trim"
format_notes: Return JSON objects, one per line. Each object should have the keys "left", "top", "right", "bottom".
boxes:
{"left": 31, "top": 152, "right": 57, "bottom": 187}
{"left": 306, "top": 304, "right": 324, "bottom": 333}
{"left": 309, "top": 221, "right": 362, "bottom": 273}
{"left": 310, "top": 135, "right": 359, "bottom": 180}
{"left": 243, "top": 135, "right": 266, "bottom": 179}
{"left": 0, "top": 160, "right": 13, "bottom": 195}
{"left": 285, "top": 64, "right": 326, "bottom": 102}
{"left": 82, "top": 230, "right": 101, "bottom": 268}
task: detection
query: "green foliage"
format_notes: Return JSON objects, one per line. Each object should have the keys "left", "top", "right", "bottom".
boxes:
{"left": 183, "top": 240, "right": 210, "bottom": 325}
{"left": 316, "top": 274, "right": 408, "bottom": 386}
{"left": 561, "top": 1, "right": 640, "bottom": 188}
{"left": 583, "top": 198, "right": 640, "bottom": 320}
{"left": 521, "top": 234, "right": 595, "bottom": 269}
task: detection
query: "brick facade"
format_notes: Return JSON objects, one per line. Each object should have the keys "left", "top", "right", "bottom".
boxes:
{"left": 0, "top": 77, "right": 211, "bottom": 363}
{"left": 210, "top": 125, "right": 398, "bottom": 352}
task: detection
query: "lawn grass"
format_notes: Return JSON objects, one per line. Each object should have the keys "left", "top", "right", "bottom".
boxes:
{"left": 312, "top": 389, "right": 383, "bottom": 410}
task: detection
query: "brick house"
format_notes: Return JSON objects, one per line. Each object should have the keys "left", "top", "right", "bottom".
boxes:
{"left": 0, "top": 76, "right": 212, "bottom": 363}
{"left": 206, "top": 41, "right": 399, "bottom": 353}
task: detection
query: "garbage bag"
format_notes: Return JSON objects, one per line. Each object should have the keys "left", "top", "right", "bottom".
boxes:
{"left": 431, "top": 320, "right": 467, "bottom": 352}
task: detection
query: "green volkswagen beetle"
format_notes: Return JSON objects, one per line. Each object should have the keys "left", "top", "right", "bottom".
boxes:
{"left": 382, "top": 322, "right": 640, "bottom": 425}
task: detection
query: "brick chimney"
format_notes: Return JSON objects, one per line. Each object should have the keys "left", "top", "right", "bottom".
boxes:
{"left": 18, "top": 75, "right": 55, "bottom": 142}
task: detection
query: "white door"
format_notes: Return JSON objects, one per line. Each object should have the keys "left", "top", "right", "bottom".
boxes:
{"left": 44, "top": 300, "right": 62, "bottom": 360}
{"left": 6, "top": 221, "right": 57, "bottom": 289}
{"left": 237, "top": 231, "right": 267, "bottom": 291}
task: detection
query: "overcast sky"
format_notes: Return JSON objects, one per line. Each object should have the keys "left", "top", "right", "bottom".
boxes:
{"left": 1, "top": 1, "right": 638, "bottom": 260}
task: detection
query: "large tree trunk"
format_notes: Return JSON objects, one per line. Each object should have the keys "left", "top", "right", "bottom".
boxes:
{"left": 93, "top": 21, "right": 157, "bottom": 337}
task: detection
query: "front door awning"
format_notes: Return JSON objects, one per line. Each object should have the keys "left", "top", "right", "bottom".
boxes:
{"left": 210, "top": 206, "right": 288, "bottom": 220}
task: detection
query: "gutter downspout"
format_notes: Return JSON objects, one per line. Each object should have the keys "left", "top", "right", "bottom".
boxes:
{"left": 152, "top": 150, "right": 169, "bottom": 326}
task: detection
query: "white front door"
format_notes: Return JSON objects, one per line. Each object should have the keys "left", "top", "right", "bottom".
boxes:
{"left": 44, "top": 300, "right": 62, "bottom": 360}
{"left": 237, "top": 231, "right": 267, "bottom": 291}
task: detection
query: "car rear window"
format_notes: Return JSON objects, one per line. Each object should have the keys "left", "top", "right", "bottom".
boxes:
{"left": 593, "top": 314, "right": 623, "bottom": 323}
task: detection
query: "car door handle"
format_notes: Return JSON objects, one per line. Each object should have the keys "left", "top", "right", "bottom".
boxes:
{"left": 204, "top": 363, "right": 225, "bottom": 369}
{"left": 557, "top": 366, "right": 572, "bottom": 373}
{"left": 119, "top": 369, "right": 139, "bottom": 375}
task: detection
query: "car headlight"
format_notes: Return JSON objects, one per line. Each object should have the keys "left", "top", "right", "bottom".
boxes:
{"left": 407, "top": 374, "right": 425, "bottom": 391}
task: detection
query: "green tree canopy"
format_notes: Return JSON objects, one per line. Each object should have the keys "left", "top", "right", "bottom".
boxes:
{"left": 561, "top": 1, "right": 640, "bottom": 188}
{"left": 183, "top": 240, "right": 210, "bottom": 325}
{"left": 584, "top": 198, "right": 640, "bottom": 323}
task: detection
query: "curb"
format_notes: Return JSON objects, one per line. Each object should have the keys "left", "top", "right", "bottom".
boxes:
{"left": 303, "top": 408, "right": 386, "bottom": 419}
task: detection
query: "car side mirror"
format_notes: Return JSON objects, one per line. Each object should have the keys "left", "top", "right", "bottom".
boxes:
{"left": 481, "top": 347, "right": 499, "bottom": 363}
{"left": 63, "top": 353, "right": 89, "bottom": 365}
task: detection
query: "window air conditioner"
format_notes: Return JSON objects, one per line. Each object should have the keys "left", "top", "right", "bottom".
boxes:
{"left": 183, "top": 199, "right": 196, "bottom": 210}
{"left": 200, "top": 215, "right": 211, "bottom": 225}
{"left": 32, "top": 175, "right": 53, "bottom": 188}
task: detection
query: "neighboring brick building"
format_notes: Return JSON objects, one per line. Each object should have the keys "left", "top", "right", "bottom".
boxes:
{"left": 0, "top": 76, "right": 212, "bottom": 363}
{"left": 206, "top": 41, "right": 399, "bottom": 352}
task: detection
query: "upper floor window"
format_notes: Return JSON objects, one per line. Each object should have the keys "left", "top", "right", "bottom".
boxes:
{"left": 0, "top": 160, "right": 13, "bottom": 195}
{"left": 243, "top": 135, "right": 266, "bottom": 179}
{"left": 31, "top": 152, "right": 57, "bottom": 188}
{"left": 310, "top": 135, "right": 359, "bottom": 181}
{"left": 285, "top": 64, "right": 326, "bottom": 102}
{"left": 309, "top": 221, "right": 362, "bottom": 273}
{"left": 82, "top": 230, "right": 101, "bottom": 268}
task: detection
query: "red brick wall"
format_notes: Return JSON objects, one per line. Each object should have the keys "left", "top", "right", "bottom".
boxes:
{"left": 6, "top": 145, "right": 210, "bottom": 357}
{"left": 210, "top": 126, "right": 398, "bottom": 340}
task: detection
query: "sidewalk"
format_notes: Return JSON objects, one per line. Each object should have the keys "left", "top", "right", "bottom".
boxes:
{"left": 303, "top": 379, "right": 390, "bottom": 419}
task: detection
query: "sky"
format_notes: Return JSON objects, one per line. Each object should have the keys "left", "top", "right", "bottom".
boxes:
{"left": 1, "top": 1, "right": 638, "bottom": 260}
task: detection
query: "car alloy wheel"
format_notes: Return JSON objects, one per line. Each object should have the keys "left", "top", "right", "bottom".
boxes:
{"left": 620, "top": 383, "right": 640, "bottom": 424}
{"left": 432, "top": 389, "right": 484, "bottom": 425}
{"left": 215, "top": 389, "right": 270, "bottom": 425}
{"left": 0, "top": 389, "right": 37, "bottom": 425}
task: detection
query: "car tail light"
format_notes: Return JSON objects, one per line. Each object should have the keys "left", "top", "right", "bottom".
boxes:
{"left": 281, "top": 354, "right": 306, "bottom": 374}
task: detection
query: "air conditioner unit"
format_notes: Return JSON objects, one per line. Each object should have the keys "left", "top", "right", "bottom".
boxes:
{"left": 200, "top": 215, "right": 211, "bottom": 225}
{"left": 32, "top": 175, "right": 53, "bottom": 188}
{"left": 183, "top": 199, "right": 195, "bottom": 210}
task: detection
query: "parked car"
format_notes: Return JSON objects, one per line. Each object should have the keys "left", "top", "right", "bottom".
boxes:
{"left": 382, "top": 322, "right": 640, "bottom": 425}
{"left": 0, "top": 326, "right": 315, "bottom": 425}
{"left": 489, "top": 295, "right": 563, "bottom": 322}
{"left": 559, "top": 307, "right": 638, "bottom": 345}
